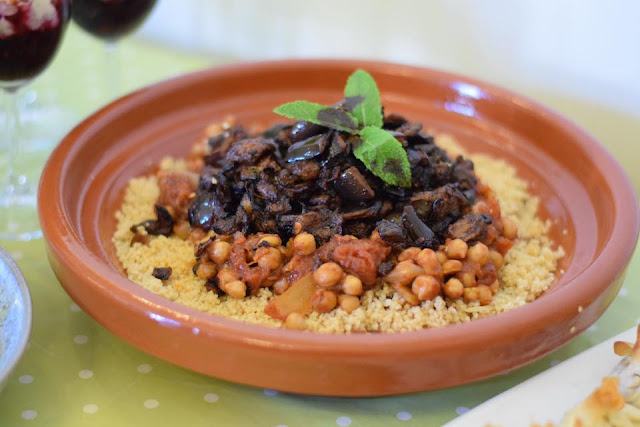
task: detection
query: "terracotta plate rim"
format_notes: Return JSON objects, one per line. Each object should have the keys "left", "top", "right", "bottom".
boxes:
{"left": 40, "top": 59, "right": 640, "bottom": 356}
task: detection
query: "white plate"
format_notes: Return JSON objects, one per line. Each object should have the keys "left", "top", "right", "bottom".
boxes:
{"left": 0, "top": 247, "right": 31, "bottom": 391}
{"left": 444, "top": 326, "right": 638, "bottom": 427}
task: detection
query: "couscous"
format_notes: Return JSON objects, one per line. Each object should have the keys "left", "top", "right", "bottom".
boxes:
{"left": 113, "top": 70, "right": 564, "bottom": 333}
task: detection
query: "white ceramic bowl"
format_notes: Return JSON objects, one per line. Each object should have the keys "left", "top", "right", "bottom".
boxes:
{"left": 0, "top": 246, "right": 32, "bottom": 391}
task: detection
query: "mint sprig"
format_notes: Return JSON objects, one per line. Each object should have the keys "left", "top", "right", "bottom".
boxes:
{"left": 273, "top": 69, "right": 412, "bottom": 188}
{"left": 273, "top": 101, "right": 359, "bottom": 134}
{"left": 356, "top": 126, "right": 412, "bottom": 188}
{"left": 344, "top": 69, "right": 383, "bottom": 128}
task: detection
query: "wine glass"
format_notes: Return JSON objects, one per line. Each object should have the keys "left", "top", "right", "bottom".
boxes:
{"left": 72, "top": 0, "right": 157, "bottom": 96}
{"left": 0, "top": 0, "right": 71, "bottom": 240}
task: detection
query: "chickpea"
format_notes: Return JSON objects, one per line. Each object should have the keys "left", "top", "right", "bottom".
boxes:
{"left": 490, "top": 280, "right": 500, "bottom": 295}
{"left": 342, "top": 275, "right": 363, "bottom": 296}
{"left": 483, "top": 225, "right": 498, "bottom": 246}
{"left": 488, "top": 250, "right": 504, "bottom": 270}
{"left": 472, "top": 201, "right": 490, "bottom": 215}
{"left": 272, "top": 279, "right": 290, "bottom": 295}
{"left": 463, "top": 287, "right": 479, "bottom": 303}
{"left": 411, "top": 275, "right": 441, "bottom": 301}
{"left": 477, "top": 285, "right": 493, "bottom": 305}
{"left": 384, "top": 261, "right": 424, "bottom": 287}
{"left": 313, "top": 262, "right": 343, "bottom": 288}
{"left": 445, "top": 239, "right": 468, "bottom": 259}
{"left": 338, "top": 294, "right": 360, "bottom": 313}
{"left": 312, "top": 289, "right": 337, "bottom": 313}
{"left": 173, "top": 221, "right": 191, "bottom": 240}
{"left": 210, "top": 241, "right": 231, "bottom": 264}
{"left": 398, "top": 247, "right": 421, "bottom": 262}
{"left": 225, "top": 280, "right": 247, "bottom": 299}
{"left": 467, "top": 243, "right": 489, "bottom": 266}
{"left": 286, "top": 237, "right": 295, "bottom": 251}
{"left": 487, "top": 197, "right": 501, "bottom": 218}
{"left": 416, "top": 249, "right": 442, "bottom": 276}
{"left": 278, "top": 245, "right": 292, "bottom": 259}
{"left": 442, "top": 259, "right": 463, "bottom": 275}
{"left": 188, "top": 228, "right": 208, "bottom": 243}
{"left": 397, "top": 286, "right": 419, "bottom": 306}
{"left": 459, "top": 271, "right": 476, "bottom": 288}
{"left": 216, "top": 268, "right": 237, "bottom": 286}
{"left": 196, "top": 262, "right": 217, "bottom": 280}
{"left": 258, "top": 234, "right": 282, "bottom": 247}
{"left": 293, "top": 222, "right": 303, "bottom": 235}
{"left": 436, "top": 251, "right": 448, "bottom": 265}
{"left": 285, "top": 312, "right": 307, "bottom": 330}
{"left": 444, "top": 278, "right": 464, "bottom": 299}
{"left": 293, "top": 232, "right": 316, "bottom": 256}
{"left": 502, "top": 217, "right": 518, "bottom": 240}
{"left": 256, "top": 247, "right": 282, "bottom": 271}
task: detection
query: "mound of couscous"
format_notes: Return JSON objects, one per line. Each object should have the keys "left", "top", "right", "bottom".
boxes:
{"left": 113, "top": 136, "right": 564, "bottom": 333}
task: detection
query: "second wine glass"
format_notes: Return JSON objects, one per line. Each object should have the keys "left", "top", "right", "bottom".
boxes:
{"left": 72, "top": 0, "right": 157, "bottom": 96}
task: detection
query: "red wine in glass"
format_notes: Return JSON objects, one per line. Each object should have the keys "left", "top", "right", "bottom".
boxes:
{"left": 0, "top": 0, "right": 70, "bottom": 240}
{"left": 0, "top": 0, "right": 70, "bottom": 87}
{"left": 72, "top": 0, "right": 157, "bottom": 41}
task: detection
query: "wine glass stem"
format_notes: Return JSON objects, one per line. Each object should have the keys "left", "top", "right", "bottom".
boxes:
{"left": 3, "top": 88, "right": 20, "bottom": 197}
{"left": 105, "top": 41, "right": 121, "bottom": 98}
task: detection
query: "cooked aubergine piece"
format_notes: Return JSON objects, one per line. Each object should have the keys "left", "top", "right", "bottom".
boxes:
{"left": 187, "top": 116, "right": 479, "bottom": 249}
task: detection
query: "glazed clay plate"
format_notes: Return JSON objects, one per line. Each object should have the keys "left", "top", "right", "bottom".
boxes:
{"left": 39, "top": 60, "right": 639, "bottom": 396}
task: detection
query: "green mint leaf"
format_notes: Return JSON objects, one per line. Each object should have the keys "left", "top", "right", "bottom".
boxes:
{"left": 342, "top": 96, "right": 365, "bottom": 112}
{"left": 344, "top": 69, "right": 383, "bottom": 128}
{"left": 354, "top": 126, "right": 412, "bottom": 187}
{"left": 273, "top": 101, "right": 358, "bottom": 133}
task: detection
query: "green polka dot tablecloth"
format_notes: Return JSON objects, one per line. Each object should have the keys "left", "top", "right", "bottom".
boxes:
{"left": 1, "top": 25, "right": 640, "bottom": 427}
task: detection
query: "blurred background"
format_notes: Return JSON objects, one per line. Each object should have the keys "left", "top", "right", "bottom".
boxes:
{"left": 29, "top": 0, "right": 640, "bottom": 190}
{"left": 140, "top": 0, "right": 638, "bottom": 194}
{"left": 142, "top": 0, "right": 640, "bottom": 116}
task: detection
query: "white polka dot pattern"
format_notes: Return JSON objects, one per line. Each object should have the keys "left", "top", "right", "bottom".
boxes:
{"left": 83, "top": 404, "right": 98, "bottom": 414}
{"left": 78, "top": 370, "right": 93, "bottom": 379}
{"left": 19, "top": 375, "right": 33, "bottom": 384}
{"left": 455, "top": 407, "right": 469, "bottom": 415}
{"left": 144, "top": 399, "right": 159, "bottom": 409}
{"left": 204, "top": 393, "right": 219, "bottom": 403}
{"left": 73, "top": 335, "right": 89, "bottom": 344}
{"left": 397, "top": 411, "right": 412, "bottom": 421}
{"left": 137, "top": 364, "right": 152, "bottom": 374}
{"left": 21, "top": 410, "right": 37, "bottom": 420}
{"left": 336, "top": 416, "right": 352, "bottom": 426}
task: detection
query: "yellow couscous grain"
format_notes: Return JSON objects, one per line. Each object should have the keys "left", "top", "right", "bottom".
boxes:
{"left": 113, "top": 142, "right": 564, "bottom": 333}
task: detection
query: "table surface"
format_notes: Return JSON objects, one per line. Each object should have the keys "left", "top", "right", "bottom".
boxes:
{"left": 1, "top": 25, "right": 639, "bottom": 427}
